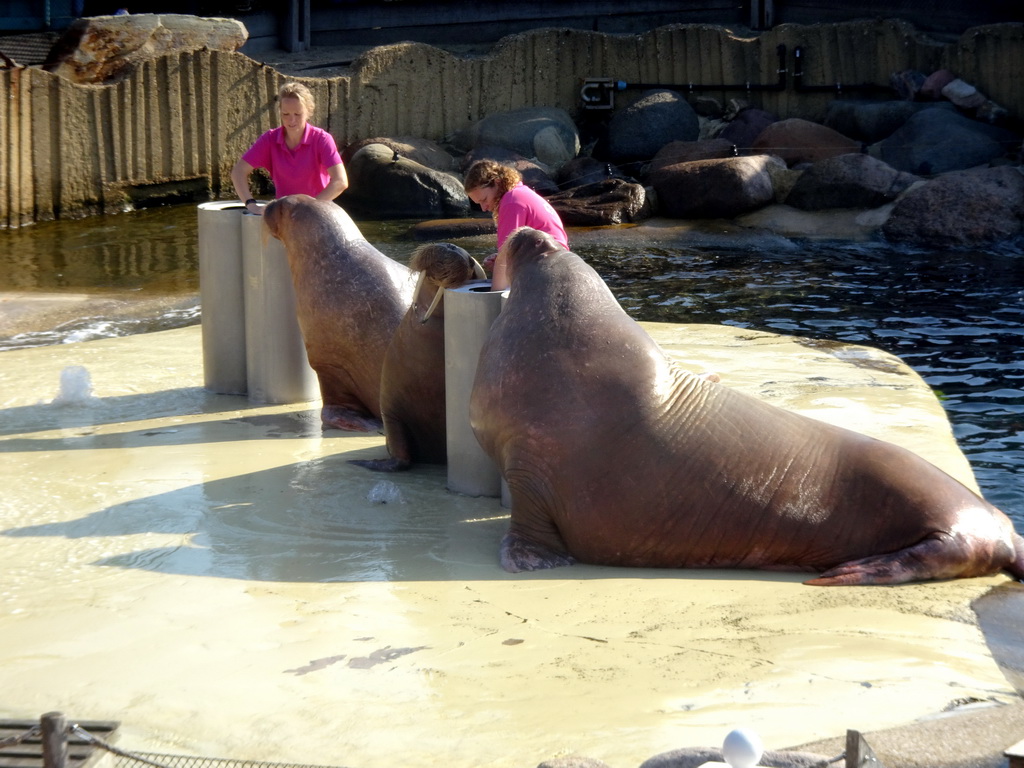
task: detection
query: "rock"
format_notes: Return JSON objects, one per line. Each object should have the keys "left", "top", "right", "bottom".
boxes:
{"left": 890, "top": 69, "right": 926, "bottom": 101}
{"left": 640, "top": 747, "right": 831, "bottom": 768}
{"left": 341, "top": 143, "right": 469, "bottom": 219}
{"left": 409, "top": 218, "right": 496, "bottom": 241}
{"left": 920, "top": 68, "right": 957, "bottom": 100}
{"left": 823, "top": 99, "right": 955, "bottom": 143}
{"left": 650, "top": 154, "right": 782, "bottom": 219}
{"left": 342, "top": 136, "right": 456, "bottom": 172}
{"left": 882, "top": 165, "right": 1024, "bottom": 248}
{"left": 450, "top": 106, "right": 579, "bottom": 168}
{"left": 751, "top": 118, "right": 861, "bottom": 167}
{"left": 868, "top": 107, "right": 1021, "bottom": 175}
{"left": 606, "top": 89, "right": 700, "bottom": 164}
{"left": 555, "top": 156, "right": 630, "bottom": 190}
{"left": 547, "top": 178, "right": 652, "bottom": 226}
{"left": 648, "top": 138, "right": 736, "bottom": 176}
{"left": 460, "top": 145, "right": 560, "bottom": 196}
{"left": 717, "top": 107, "right": 777, "bottom": 149}
{"left": 941, "top": 78, "right": 988, "bottom": 110}
{"left": 43, "top": 13, "right": 246, "bottom": 84}
{"left": 537, "top": 758, "right": 612, "bottom": 768}
{"left": 786, "top": 153, "right": 920, "bottom": 210}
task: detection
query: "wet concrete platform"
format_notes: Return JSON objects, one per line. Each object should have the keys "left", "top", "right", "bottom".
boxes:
{"left": 0, "top": 323, "right": 1020, "bottom": 768}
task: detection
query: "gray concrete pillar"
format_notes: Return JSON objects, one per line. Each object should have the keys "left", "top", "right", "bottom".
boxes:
{"left": 444, "top": 282, "right": 506, "bottom": 498}
{"left": 197, "top": 201, "right": 247, "bottom": 395}
{"left": 240, "top": 212, "right": 319, "bottom": 405}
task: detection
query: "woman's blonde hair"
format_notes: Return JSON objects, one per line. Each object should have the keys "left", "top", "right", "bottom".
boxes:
{"left": 463, "top": 160, "right": 521, "bottom": 216}
{"left": 278, "top": 81, "right": 315, "bottom": 115}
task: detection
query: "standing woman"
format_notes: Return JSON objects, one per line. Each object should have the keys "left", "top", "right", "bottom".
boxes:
{"left": 231, "top": 81, "right": 348, "bottom": 215}
{"left": 463, "top": 160, "right": 568, "bottom": 290}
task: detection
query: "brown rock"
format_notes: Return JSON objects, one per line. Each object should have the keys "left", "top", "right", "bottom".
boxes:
{"left": 343, "top": 136, "right": 456, "bottom": 172}
{"left": 648, "top": 138, "right": 736, "bottom": 175}
{"left": 547, "top": 178, "right": 652, "bottom": 226}
{"left": 650, "top": 155, "right": 782, "bottom": 219}
{"left": 751, "top": 118, "right": 861, "bottom": 167}
{"left": 882, "top": 166, "right": 1024, "bottom": 247}
{"left": 44, "top": 13, "right": 246, "bottom": 84}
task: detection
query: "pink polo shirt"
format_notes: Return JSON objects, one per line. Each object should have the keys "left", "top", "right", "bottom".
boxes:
{"left": 496, "top": 182, "right": 569, "bottom": 250}
{"left": 242, "top": 124, "right": 343, "bottom": 198}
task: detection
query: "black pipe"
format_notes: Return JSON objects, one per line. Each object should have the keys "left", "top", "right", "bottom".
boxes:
{"left": 580, "top": 44, "right": 787, "bottom": 109}
{"left": 792, "top": 45, "right": 893, "bottom": 94}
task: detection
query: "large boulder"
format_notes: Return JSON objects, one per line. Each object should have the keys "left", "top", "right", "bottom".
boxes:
{"left": 342, "top": 136, "right": 456, "bottom": 172}
{"left": 882, "top": 166, "right": 1024, "bottom": 248}
{"left": 341, "top": 143, "right": 470, "bottom": 219}
{"left": 786, "top": 153, "right": 920, "bottom": 211}
{"left": 555, "top": 156, "right": 632, "bottom": 190}
{"left": 751, "top": 118, "right": 861, "bottom": 167}
{"left": 717, "top": 107, "right": 777, "bottom": 149}
{"left": 43, "top": 13, "right": 246, "bottom": 84}
{"left": 823, "top": 99, "right": 955, "bottom": 143}
{"left": 606, "top": 89, "right": 700, "bottom": 164}
{"left": 650, "top": 155, "right": 782, "bottom": 219}
{"left": 460, "top": 146, "right": 560, "bottom": 196}
{"left": 868, "top": 108, "right": 1021, "bottom": 175}
{"left": 546, "top": 178, "right": 652, "bottom": 226}
{"left": 450, "top": 107, "right": 579, "bottom": 168}
{"left": 648, "top": 138, "right": 736, "bottom": 176}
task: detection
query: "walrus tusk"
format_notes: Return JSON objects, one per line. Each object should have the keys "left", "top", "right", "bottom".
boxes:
{"left": 420, "top": 286, "right": 444, "bottom": 323}
{"left": 471, "top": 258, "right": 487, "bottom": 280}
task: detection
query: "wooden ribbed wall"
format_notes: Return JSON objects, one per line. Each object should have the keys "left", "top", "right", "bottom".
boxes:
{"left": 1, "top": 18, "right": 1021, "bottom": 226}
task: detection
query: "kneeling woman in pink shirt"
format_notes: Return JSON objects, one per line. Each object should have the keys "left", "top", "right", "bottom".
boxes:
{"left": 231, "top": 81, "right": 348, "bottom": 215}
{"left": 464, "top": 160, "right": 568, "bottom": 290}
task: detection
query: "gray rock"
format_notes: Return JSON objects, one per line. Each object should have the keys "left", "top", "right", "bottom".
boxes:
{"left": 786, "top": 153, "right": 920, "bottom": 211}
{"left": 823, "top": 99, "right": 955, "bottom": 143}
{"left": 451, "top": 106, "right": 580, "bottom": 168}
{"left": 868, "top": 107, "right": 1020, "bottom": 175}
{"left": 882, "top": 165, "right": 1024, "bottom": 248}
{"left": 537, "top": 758, "right": 612, "bottom": 768}
{"left": 341, "top": 143, "right": 469, "bottom": 219}
{"left": 607, "top": 89, "right": 700, "bottom": 164}
{"left": 461, "top": 145, "right": 560, "bottom": 196}
{"left": 650, "top": 154, "right": 782, "bottom": 219}
{"left": 717, "top": 108, "right": 777, "bottom": 149}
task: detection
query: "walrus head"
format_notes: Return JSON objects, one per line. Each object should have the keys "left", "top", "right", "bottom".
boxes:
{"left": 410, "top": 242, "right": 486, "bottom": 322}
{"left": 500, "top": 227, "right": 565, "bottom": 284}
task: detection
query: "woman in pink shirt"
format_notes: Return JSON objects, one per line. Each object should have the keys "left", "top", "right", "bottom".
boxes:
{"left": 230, "top": 82, "right": 348, "bottom": 215}
{"left": 464, "top": 160, "right": 568, "bottom": 290}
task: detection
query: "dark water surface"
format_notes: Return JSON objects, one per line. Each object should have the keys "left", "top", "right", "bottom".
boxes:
{"left": 1, "top": 203, "right": 1021, "bottom": 532}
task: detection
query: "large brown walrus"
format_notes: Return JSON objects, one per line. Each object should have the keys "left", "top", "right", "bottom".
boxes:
{"left": 350, "top": 243, "right": 485, "bottom": 471}
{"left": 263, "top": 195, "right": 415, "bottom": 432}
{"left": 469, "top": 227, "right": 1024, "bottom": 586}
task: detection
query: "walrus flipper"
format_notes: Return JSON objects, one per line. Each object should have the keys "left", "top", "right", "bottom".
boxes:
{"left": 500, "top": 530, "right": 576, "bottom": 572}
{"left": 349, "top": 456, "right": 411, "bottom": 472}
{"left": 321, "top": 404, "right": 384, "bottom": 433}
{"left": 805, "top": 529, "right": 1021, "bottom": 587}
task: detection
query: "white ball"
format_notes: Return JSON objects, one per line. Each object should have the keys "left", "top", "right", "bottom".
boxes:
{"left": 722, "top": 727, "right": 764, "bottom": 768}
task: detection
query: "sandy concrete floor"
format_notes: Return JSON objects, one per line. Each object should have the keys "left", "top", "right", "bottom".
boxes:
{"left": 0, "top": 323, "right": 1020, "bottom": 768}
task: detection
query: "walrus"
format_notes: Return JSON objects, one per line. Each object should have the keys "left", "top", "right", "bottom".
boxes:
{"left": 469, "top": 227, "right": 1024, "bottom": 586}
{"left": 350, "top": 242, "right": 485, "bottom": 471}
{"left": 263, "top": 195, "right": 415, "bottom": 432}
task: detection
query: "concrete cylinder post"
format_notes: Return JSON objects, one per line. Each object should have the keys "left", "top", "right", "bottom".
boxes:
{"left": 240, "top": 212, "right": 319, "bottom": 404}
{"left": 444, "top": 282, "right": 505, "bottom": 497}
{"left": 197, "top": 201, "right": 247, "bottom": 395}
